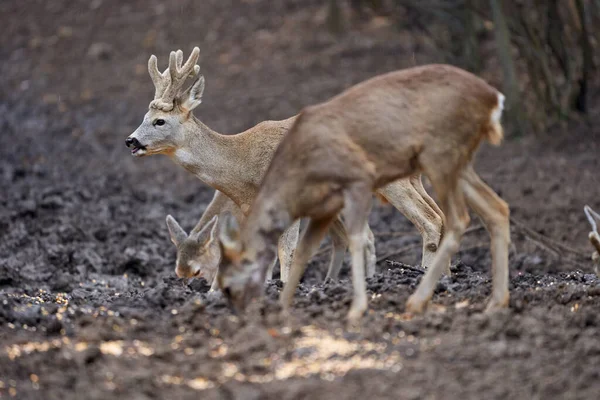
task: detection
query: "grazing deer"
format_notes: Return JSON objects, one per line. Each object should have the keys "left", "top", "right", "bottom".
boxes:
{"left": 126, "top": 47, "right": 445, "bottom": 286}
{"left": 584, "top": 205, "right": 600, "bottom": 275}
{"left": 217, "top": 64, "right": 510, "bottom": 321}
{"left": 165, "top": 190, "right": 289, "bottom": 287}
{"left": 165, "top": 191, "right": 242, "bottom": 290}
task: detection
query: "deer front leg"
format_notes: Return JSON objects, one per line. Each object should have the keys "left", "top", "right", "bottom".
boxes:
{"left": 324, "top": 218, "right": 348, "bottom": 280}
{"left": 265, "top": 256, "right": 277, "bottom": 281}
{"left": 343, "top": 184, "right": 374, "bottom": 323}
{"left": 407, "top": 180, "right": 469, "bottom": 314}
{"left": 378, "top": 176, "right": 448, "bottom": 274}
{"left": 280, "top": 217, "right": 335, "bottom": 310}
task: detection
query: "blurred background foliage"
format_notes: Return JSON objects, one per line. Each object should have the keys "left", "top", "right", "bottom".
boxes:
{"left": 327, "top": 0, "right": 598, "bottom": 136}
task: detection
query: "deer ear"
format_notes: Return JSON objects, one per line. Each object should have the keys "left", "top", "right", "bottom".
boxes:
{"left": 181, "top": 75, "right": 205, "bottom": 111}
{"left": 585, "top": 205, "right": 600, "bottom": 233}
{"left": 190, "top": 215, "right": 219, "bottom": 245}
{"left": 208, "top": 215, "right": 219, "bottom": 243}
{"left": 219, "top": 212, "right": 241, "bottom": 253}
{"left": 166, "top": 215, "right": 188, "bottom": 246}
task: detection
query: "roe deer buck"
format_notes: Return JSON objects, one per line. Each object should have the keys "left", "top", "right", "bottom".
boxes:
{"left": 584, "top": 205, "right": 600, "bottom": 275}
{"left": 126, "top": 47, "right": 446, "bottom": 286}
{"left": 217, "top": 64, "right": 510, "bottom": 322}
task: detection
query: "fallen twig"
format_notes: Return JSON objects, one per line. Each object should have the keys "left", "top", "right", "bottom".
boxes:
{"left": 384, "top": 260, "right": 425, "bottom": 274}
{"left": 373, "top": 223, "right": 484, "bottom": 239}
{"left": 510, "top": 217, "right": 589, "bottom": 259}
{"left": 373, "top": 229, "right": 414, "bottom": 238}
{"left": 376, "top": 243, "right": 421, "bottom": 263}
{"left": 376, "top": 223, "right": 485, "bottom": 262}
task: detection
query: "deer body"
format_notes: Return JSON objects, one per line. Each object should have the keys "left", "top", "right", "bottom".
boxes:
{"left": 218, "top": 64, "right": 510, "bottom": 321}
{"left": 127, "top": 48, "right": 446, "bottom": 289}
{"left": 168, "top": 117, "right": 294, "bottom": 210}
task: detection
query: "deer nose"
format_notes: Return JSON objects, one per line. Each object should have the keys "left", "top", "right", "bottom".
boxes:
{"left": 125, "top": 137, "right": 141, "bottom": 148}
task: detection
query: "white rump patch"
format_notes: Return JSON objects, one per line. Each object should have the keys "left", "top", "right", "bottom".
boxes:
{"left": 491, "top": 92, "right": 505, "bottom": 124}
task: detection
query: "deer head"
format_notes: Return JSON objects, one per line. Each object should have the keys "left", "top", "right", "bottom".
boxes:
{"left": 126, "top": 47, "right": 204, "bottom": 156}
{"left": 584, "top": 205, "right": 600, "bottom": 273}
{"left": 166, "top": 214, "right": 221, "bottom": 283}
{"left": 216, "top": 213, "right": 266, "bottom": 311}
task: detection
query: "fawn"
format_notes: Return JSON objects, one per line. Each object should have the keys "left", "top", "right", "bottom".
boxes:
{"left": 217, "top": 64, "right": 510, "bottom": 321}
{"left": 126, "top": 47, "right": 446, "bottom": 287}
{"left": 165, "top": 191, "right": 243, "bottom": 290}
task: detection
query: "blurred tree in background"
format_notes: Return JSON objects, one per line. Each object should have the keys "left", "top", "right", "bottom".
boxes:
{"left": 328, "top": 0, "right": 598, "bottom": 136}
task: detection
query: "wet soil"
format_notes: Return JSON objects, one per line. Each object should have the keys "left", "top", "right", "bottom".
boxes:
{"left": 1, "top": 1, "right": 600, "bottom": 399}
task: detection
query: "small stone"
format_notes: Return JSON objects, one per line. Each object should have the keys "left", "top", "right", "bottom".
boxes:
{"left": 45, "top": 317, "right": 63, "bottom": 335}
{"left": 87, "top": 43, "right": 113, "bottom": 60}
{"left": 57, "top": 26, "right": 73, "bottom": 38}
{"left": 40, "top": 194, "right": 64, "bottom": 209}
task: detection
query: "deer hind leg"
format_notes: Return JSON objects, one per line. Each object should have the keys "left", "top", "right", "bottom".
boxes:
{"left": 280, "top": 216, "right": 336, "bottom": 310}
{"left": 341, "top": 184, "right": 374, "bottom": 323}
{"left": 406, "top": 173, "right": 469, "bottom": 314}
{"left": 278, "top": 220, "right": 301, "bottom": 282}
{"left": 325, "top": 218, "right": 348, "bottom": 281}
{"left": 378, "top": 176, "right": 447, "bottom": 273}
{"left": 460, "top": 166, "right": 510, "bottom": 312}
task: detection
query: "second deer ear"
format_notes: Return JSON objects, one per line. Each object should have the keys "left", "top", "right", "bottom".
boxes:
{"left": 219, "top": 212, "right": 242, "bottom": 253}
{"left": 181, "top": 75, "right": 205, "bottom": 111}
{"left": 585, "top": 205, "right": 600, "bottom": 233}
{"left": 166, "top": 215, "right": 188, "bottom": 246}
{"left": 190, "top": 215, "right": 219, "bottom": 245}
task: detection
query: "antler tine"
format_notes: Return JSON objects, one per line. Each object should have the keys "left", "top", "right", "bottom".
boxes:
{"left": 152, "top": 47, "right": 200, "bottom": 111}
{"left": 148, "top": 54, "right": 170, "bottom": 100}
{"left": 180, "top": 47, "right": 200, "bottom": 76}
{"left": 176, "top": 49, "right": 184, "bottom": 69}
{"left": 149, "top": 47, "right": 201, "bottom": 110}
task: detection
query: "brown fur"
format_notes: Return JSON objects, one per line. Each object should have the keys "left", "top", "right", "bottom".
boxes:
{"left": 128, "top": 48, "right": 448, "bottom": 288}
{"left": 219, "top": 64, "right": 510, "bottom": 322}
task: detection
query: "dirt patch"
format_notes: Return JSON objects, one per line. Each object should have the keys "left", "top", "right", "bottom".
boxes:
{"left": 1, "top": 0, "right": 600, "bottom": 399}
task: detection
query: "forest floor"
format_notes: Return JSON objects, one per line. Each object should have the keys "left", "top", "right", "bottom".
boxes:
{"left": 1, "top": 1, "right": 600, "bottom": 399}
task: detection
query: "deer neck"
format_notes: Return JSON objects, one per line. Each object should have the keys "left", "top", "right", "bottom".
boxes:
{"left": 244, "top": 196, "right": 291, "bottom": 268}
{"left": 169, "top": 117, "right": 254, "bottom": 207}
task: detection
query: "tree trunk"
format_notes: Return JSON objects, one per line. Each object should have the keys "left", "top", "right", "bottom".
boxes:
{"left": 327, "top": 0, "right": 346, "bottom": 36}
{"left": 489, "top": 0, "right": 528, "bottom": 136}
{"left": 462, "top": 0, "right": 481, "bottom": 73}
{"left": 575, "top": 0, "right": 592, "bottom": 113}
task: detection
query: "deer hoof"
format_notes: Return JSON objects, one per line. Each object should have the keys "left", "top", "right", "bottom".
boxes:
{"left": 484, "top": 295, "right": 509, "bottom": 313}
{"left": 406, "top": 295, "right": 428, "bottom": 314}
{"left": 347, "top": 305, "right": 366, "bottom": 324}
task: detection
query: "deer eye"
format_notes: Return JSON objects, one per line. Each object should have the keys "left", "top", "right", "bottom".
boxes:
{"left": 153, "top": 119, "right": 165, "bottom": 126}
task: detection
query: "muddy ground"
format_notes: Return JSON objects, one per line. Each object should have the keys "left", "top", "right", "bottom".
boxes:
{"left": 1, "top": 1, "right": 600, "bottom": 399}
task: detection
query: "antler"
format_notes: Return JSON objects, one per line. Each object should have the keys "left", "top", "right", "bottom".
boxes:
{"left": 584, "top": 205, "right": 600, "bottom": 269}
{"left": 147, "top": 47, "right": 201, "bottom": 111}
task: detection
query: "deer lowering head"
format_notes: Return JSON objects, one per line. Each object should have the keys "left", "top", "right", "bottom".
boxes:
{"left": 216, "top": 64, "right": 510, "bottom": 322}
{"left": 217, "top": 211, "right": 280, "bottom": 311}
{"left": 126, "top": 47, "right": 203, "bottom": 156}
{"left": 166, "top": 214, "right": 221, "bottom": 283}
